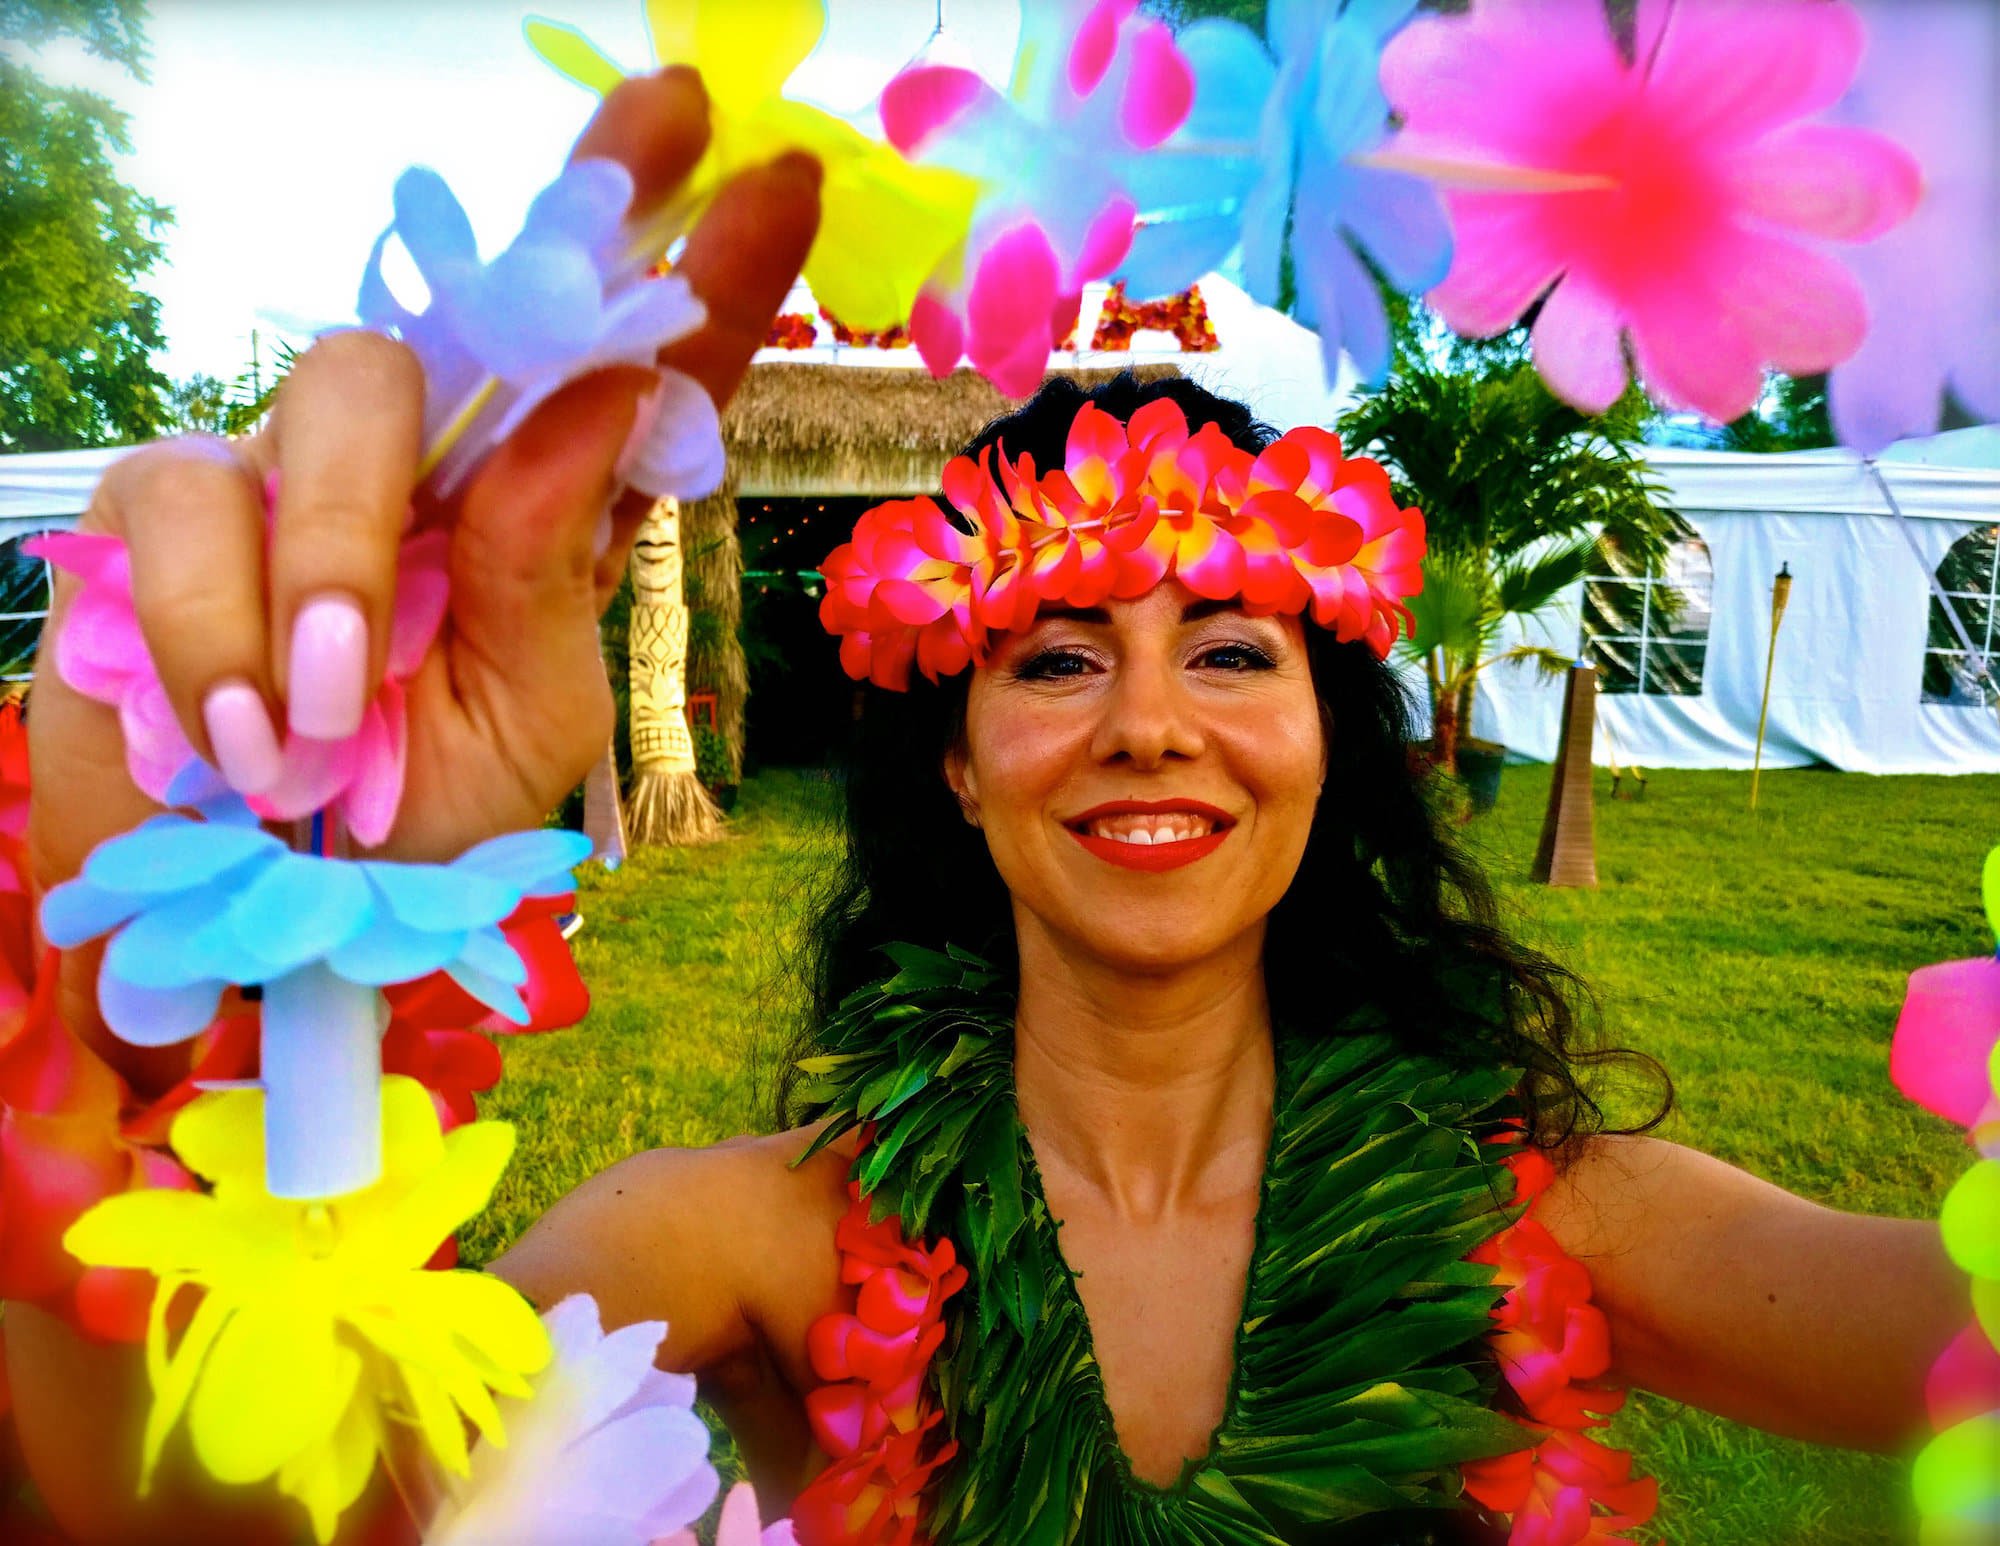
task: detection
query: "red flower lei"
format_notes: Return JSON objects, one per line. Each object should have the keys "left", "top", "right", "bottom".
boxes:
{"left": 793, "top": 1175, "right": 966, "bottom": 1546}
{"left": 1465, "top": 1136, "right": 1660, "bottom": 1543}
{"left": 793, "top": 1128, "right": 1654, "bottom": 1546}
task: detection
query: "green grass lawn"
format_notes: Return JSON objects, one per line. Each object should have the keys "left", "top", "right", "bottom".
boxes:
{"left": 465, "top": 763, "right": 1998, "bottom": 1545}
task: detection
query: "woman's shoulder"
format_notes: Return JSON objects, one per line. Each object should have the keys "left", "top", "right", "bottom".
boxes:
{"left": 490, "top": 1121, "right": 861, "bottom": 1379}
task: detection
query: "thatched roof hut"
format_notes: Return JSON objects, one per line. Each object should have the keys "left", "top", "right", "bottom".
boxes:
{"left": 724, "top": 363, "right": 1182, "bottom": 497}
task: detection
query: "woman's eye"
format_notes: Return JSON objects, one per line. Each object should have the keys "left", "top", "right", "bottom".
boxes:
{"left": 1197, "top": 642, "right": 1277, "bottom": 671}
{"left": 1016, "top": 648, "right": 1094, "bottom": 680}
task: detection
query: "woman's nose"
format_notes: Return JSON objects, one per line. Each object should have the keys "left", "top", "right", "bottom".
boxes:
{"left": 1087, "top": 654, "right": 1206, "bottom": 769}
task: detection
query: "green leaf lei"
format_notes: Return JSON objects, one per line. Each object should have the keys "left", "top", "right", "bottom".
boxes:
{"left": 798, "top": 944, "right": 1543, "bottom": 1546}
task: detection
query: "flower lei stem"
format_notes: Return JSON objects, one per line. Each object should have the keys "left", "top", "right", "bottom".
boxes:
{"left": 262, "top": 963, "right": 389, "bottom": 1200}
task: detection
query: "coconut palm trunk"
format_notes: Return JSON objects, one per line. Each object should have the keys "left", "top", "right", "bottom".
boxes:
{"left": 626, "top": 496, "right": 722, "bottom": 846}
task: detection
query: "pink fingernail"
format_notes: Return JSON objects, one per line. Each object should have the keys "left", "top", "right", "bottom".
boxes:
{"left": 288, "top": 594, "right": 369, "bottom": 739}
{"left": 592, "top": 502, "right": 616, "bottom": 561}
{"left": 202, "top": 680, "right": 284, "bottom": 795}
{"left": 612, "top": 381, "right": 666, "bottom": 487}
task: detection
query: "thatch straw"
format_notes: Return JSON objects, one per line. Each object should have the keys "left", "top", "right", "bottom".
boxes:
{"left": 626, "top": 767, "right": 722, "bottom": 847}
{"left": 681, "top": 473, "right": 748, "bottom": 778}
{"left": 724, "top": 364, "right": 1182, "bottom": 496}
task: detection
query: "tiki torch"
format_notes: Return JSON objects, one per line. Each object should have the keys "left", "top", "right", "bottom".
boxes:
{"left": 1750, "top": 562, "right": 1793, "bottom": 809}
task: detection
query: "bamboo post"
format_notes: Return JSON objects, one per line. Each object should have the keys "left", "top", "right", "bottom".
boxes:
{"left": 1750, "top": 563, "right": 1793, "bottom": 810}
{"left": 1531, "top": 661, "right": 1599, "bottom": 888}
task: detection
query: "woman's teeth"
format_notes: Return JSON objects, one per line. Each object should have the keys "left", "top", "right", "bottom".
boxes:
{"left": 1084, "top": 815, "right": 1217, "bottom": 844}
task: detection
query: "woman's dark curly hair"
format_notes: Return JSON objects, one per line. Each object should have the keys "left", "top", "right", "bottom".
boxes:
{"left": 777, "top": 372, "right": 1672, "bottom": 1158}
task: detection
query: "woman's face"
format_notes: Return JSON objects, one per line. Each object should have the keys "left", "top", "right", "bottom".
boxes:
{"left": 945, "top": 581, "right": 1326, "bottom": 976}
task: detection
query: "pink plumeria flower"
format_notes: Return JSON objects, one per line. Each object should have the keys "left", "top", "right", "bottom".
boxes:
{"left": 28, "top": 480, "right": 448, "bottom": 847}
{"left": 1380, "top": 0, "right": 1921, "bottom": 423}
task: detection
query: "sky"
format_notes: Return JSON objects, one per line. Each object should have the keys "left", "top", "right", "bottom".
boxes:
{"left": 22, "top": 1, "right": 1021, "bottom": 385}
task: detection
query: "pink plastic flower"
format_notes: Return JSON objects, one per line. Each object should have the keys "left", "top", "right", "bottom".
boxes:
{"left": 882, "top": 0, "right": 1194, "bottom": 396}
{"left": 1381, "top": 0, "right": 1921, "bottom": 422}
{"left": 29, "top": 506, "right": 448, "bottom": 847}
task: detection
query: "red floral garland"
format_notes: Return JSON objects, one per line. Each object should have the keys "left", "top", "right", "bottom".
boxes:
{"left": 1087, "top": 282, "right": 1219, "bottom": 352}
{"left": 766, "top": 312, "right": 821, "bottom": 350}
{"left": 1464, "top": 1136, "right": 1659, "bottom": 1543}
{"left": 793, "top": 1174, "right": 965, "bottom": 1546}
{"left": 820, "top": 309, "right": 912, "bottom": 350}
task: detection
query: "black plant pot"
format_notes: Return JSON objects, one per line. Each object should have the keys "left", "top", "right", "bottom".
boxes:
{"left": 1456, "top": 738, "right": 1506, "bottom": 815}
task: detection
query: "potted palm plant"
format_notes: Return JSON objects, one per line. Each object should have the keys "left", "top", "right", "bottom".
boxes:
{"left": 1338, "top": 350, "right": 1683, "bottom": 803}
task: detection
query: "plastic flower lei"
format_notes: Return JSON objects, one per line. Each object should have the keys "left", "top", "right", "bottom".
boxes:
{"left": 63, "top": 1078, "right": 549, "bottom": 1545}
{"left": 24, "top": 132, "right": 777, "bottom": 1544}
{"left": 1890, "top": 846, "right": 2000, "bottom": 1539}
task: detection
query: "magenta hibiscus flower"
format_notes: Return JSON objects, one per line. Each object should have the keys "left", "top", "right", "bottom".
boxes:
{"left": 29, "top": 495, "right": 448, "bottom": 848}
{"left": 1380, "top": 0, "right": 1920, "bottom": 422}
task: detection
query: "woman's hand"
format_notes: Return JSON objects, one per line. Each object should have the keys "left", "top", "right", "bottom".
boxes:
{"left": 25, "top": 69, "right": 818, "bottom": 1082}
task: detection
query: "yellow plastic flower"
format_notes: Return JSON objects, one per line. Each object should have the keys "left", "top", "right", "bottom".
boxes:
{"left": 63, "top": 1077, "right": 550, "bottom": 1544}
{"left": 527, "top": 0, "right": 978, "bottom": 329}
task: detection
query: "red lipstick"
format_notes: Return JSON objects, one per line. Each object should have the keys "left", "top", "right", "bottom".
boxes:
{"left": 1064, "top": 800, "right": 1235, "bottom": 873}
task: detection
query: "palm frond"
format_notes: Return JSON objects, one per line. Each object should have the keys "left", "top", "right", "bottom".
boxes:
{"left": 1492, "top": 535, "right": 1598, "bottom": 620}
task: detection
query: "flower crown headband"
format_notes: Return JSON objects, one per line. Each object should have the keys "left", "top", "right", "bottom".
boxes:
{"left": 817, "top": 397, "right": 1428, "bottom": 690}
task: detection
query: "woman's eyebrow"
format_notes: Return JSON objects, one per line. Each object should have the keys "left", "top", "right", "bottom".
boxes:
{"left": 1027, "top": 600, "right": 1256, "bottom": 628}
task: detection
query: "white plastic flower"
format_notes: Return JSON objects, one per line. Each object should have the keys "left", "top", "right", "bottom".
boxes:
{"left": 360, "top": 159, "right": 724, "bottom": 500}
{"left": 424, "top": 1294, "right": 720, "bottom": 1546}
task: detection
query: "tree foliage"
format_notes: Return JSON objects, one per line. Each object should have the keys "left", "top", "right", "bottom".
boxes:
{"left": 0, "top": 0, "right": 173, "bottom": 451}
{"left": 1338, "top": 351, "right": 1683, "bottom": 765}
{"left": 0, "top": 0, "right": 149, "bottom": 74}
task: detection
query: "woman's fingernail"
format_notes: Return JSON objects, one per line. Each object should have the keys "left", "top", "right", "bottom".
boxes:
{"left": 288, "top": 594, "right": 369, "bottom": 740}
{"left": 202, "top": 680, "right": 284, "bottom": 795}
{"left": 612, "top": 382, "right": 666, "bottom": 487}
{"left": 592, "top": 502, "right": 617, "bottom": 561}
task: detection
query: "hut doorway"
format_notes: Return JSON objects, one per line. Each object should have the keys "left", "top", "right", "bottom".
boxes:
{"left": 740, "top": 494, "right": 872, "bottom": 768}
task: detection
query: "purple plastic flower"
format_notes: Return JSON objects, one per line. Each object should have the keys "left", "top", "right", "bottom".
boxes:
{"left": 360, "top": 159, "right": 723, "bottom": 499}
{"left": 426, "top": 1294, "right": 724, "bottom": 1546}
{"left": 1828, "top": 0, "right": 2000, "bottom": 452}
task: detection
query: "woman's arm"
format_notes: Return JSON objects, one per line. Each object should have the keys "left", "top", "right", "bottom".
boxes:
{"left": 1538, "top": 1135, "right": 1966, "bottom": 1453}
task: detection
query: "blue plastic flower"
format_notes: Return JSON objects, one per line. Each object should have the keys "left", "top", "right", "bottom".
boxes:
{"left": 1114, "top": 0, "right": 1450, "bottom": 387}
{"left": 359, "top": 158, "right": 723, "bottom": 500}
{"left": 42, "top": 790, "right": 589, "bottom": 1199}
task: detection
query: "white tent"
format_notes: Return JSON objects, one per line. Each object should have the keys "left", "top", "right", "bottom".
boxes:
{"left": 1471, "top": 431, "right": 2000, "bottom": 775}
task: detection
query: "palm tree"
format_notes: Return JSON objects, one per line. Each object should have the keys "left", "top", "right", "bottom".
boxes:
{"left": 1338, "top": 356, "right": 1684, "bottom": 773}
{"left": 625, "top": 497, "right": 723, "bottom": 845}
